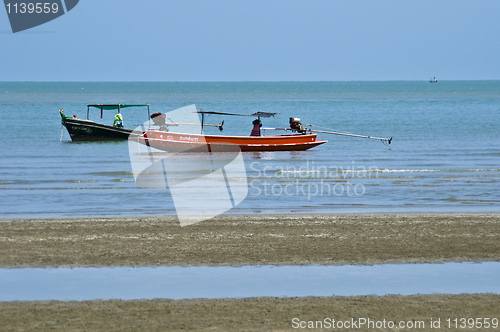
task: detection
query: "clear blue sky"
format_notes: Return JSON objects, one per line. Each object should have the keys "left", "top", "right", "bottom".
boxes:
{"left": 1, "top": 0, "right": 499, "bottom": 81}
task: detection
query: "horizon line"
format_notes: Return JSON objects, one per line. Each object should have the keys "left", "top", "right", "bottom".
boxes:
{"left": 1, "top": 79, "right": 499, "bottom": 83}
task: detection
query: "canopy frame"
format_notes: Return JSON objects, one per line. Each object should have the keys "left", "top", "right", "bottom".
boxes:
{"left": 86, "top": 104, "right": 151, "bottom": 119}
{"left": 197, "top": 110, "right": 279, "bottom": 134}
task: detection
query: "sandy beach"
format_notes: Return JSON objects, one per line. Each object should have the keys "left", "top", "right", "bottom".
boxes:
{"left": 1, "top": 213, "right": 499, "bottom": 331}
{"left": 1, "top": 213, "right": 499, "bottom": 267}
{"left": 1, "top": 294, "right": 500, "bottom": 331}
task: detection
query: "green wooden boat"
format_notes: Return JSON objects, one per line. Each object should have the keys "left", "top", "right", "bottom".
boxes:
{"left": 59, "top": 104, "right": 150, "bottom": 141}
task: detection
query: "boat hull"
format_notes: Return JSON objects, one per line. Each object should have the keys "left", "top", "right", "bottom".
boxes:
{"left": 138, "top": 131, "right": 327, "bottom": 152}
{"left": 62, "top": 118, "right": 137, "bottom": 141}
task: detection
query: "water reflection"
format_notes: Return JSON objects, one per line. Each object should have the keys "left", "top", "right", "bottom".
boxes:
{"left": 1, "top": 262, "right": 499, "bottom": 302}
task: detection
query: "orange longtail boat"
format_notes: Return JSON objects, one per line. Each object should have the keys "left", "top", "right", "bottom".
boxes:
{"left": 136, "top": 109, "right": 391, "bottom": 153}
{"left": 139, "top": 111, "right": 327, "bottom": 152}
{"left": 134, "top": 110, "right": 327, "bottom": 152}
{"left": 140, "top": 131, "right": 327, "bottom": 152}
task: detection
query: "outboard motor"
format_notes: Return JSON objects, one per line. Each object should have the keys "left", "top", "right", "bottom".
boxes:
{"left": 289, "top": 117, "right": 304, "bottom": 133}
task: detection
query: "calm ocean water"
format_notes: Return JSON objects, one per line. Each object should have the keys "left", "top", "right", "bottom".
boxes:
{"left": 0, "top": 81, "right": 499, "bottom": 218}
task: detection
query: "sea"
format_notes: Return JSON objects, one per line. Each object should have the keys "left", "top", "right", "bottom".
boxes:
{"left": 0, "top": 81, "right": 499, "bottom": 219}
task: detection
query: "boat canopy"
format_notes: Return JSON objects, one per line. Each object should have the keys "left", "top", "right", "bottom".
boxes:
{"left": 196, "top": 110, "right": 278, "bottom": 134}
{"left": 87, "top": 104, "right": 151, "bottom": 119}
{"left": 251, "top": 112, "right": 278, "bottom": 117}
{"left": 88, "top": 104, "right": 151, "bottom": 110}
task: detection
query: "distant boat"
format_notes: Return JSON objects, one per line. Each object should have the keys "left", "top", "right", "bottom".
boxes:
{"left": 430, "top": 77, "right": 438, "bottom": 83}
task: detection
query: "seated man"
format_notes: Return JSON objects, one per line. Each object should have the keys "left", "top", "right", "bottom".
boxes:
{"left": 113, "top": 114, "right": 123, "bottom": 128}
{"left": 250, "top": 119, "right": 261, "bottom": 136}
{"left": 151, "top": 112, "right": 166, "bottom": 126}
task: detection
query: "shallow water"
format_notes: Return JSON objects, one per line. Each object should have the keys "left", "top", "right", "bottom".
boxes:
{"left": 0, "top": 81, "right": 499, "bottom": 218}
{"left": 1, "top": 262, "right": 499, "bottom": 302}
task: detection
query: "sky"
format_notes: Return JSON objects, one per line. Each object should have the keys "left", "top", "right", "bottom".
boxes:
{"left": 1, "top": 0, "right": 500, "bottom": 81}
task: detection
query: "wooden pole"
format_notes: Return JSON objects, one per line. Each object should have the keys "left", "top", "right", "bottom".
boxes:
{"left": 200, "top": 112, "right": 205, "bottom": 135}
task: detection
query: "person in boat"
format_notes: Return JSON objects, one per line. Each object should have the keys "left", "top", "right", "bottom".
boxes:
{"left": 113, "top": 114, "right": 123, "bottom": 128}
{"left": 151, "top": 112, "right": 166, "bottom": 125}
{"left": 250, "top": 119, "right": 262, "bottom": 136}
{"left": 151, "top": 112, "right": 168, "bottom": 131}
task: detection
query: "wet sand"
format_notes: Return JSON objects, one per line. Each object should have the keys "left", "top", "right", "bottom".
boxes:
{"left": 0, "top": 213, "right": 499, "bottom": 267}
{"left": 1, "top": 213, "right": 499, "bottom": 331}
{"left": 1, "top": 295, "right": 499, "bottom": 331}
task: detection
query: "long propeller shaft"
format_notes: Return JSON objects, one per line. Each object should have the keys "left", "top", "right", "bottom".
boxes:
{"left": 305, "top": 128, "right": 392, "bottom": 144}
